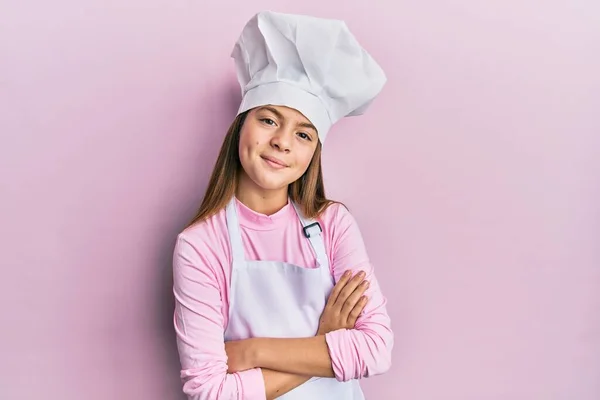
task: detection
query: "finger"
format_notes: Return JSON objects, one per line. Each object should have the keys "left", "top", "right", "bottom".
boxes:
{"left": 334, "top": 272, "right": 366, "bottom": 307}
{"left": 340, "top": 280, "right": 369, "bottom": 316}
{"left": 333, "top": 271, "right": 366, "bottom": 307}
{"left": 327, "top": 270, "right": 353, "bottom": 306}
{"left": 346, "top": 296, "right": 369, "bottom": 327}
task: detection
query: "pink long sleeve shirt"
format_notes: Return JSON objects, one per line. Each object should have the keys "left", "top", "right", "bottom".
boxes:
{"left": 172, "top": 198, "right": 393, "bottom": 400}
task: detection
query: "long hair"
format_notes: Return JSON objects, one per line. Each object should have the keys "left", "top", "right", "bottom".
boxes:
{"left": 185, "top": 110, "right": 339, "bottom": 229}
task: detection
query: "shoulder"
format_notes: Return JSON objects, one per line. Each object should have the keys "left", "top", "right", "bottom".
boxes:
{"left": 317, "top": 201, "right": 363, "bottom": 246}
{"left": 174, "top": 207, "right": 229, "bottom": 262}
{"left": 318, "top": 201, "right": 357, "bottom": 229}
{"left": 318, "top": 201, "right": 370, "bottom": 270}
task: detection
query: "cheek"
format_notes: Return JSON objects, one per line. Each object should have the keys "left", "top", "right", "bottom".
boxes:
{"left": 296, "top": 148, "right": 317, "bottom": 171}
{"left": 238, "top": 132, "right": 256, "bottom": 158}
{"left": 238, "top": 134, "right": 267, "bottom": 176}
{"left": 239, "top": 126, "right": 264, "bottom": 154}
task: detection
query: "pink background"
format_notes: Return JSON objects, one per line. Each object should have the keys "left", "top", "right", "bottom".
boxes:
{"left": 1, "top": 1, "right": 599, "bottom": 399}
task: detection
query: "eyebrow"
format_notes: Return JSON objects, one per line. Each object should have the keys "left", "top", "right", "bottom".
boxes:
{"left": 257, "top": 106, "right": 318, "bottom": 134}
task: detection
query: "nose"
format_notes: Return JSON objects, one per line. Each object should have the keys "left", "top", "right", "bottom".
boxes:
{"left": 270, "top": 128, "right": 292, "bottom": 153}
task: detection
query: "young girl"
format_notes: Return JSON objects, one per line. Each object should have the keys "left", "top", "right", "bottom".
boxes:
{"left": 173, "top": 11, "right": 393, "bottom": 400}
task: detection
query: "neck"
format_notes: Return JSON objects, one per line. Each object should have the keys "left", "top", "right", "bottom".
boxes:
{"left": 236, "top": 173, "right": 289, "bottom": 215}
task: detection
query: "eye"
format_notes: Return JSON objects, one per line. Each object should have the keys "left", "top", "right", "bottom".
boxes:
{"left": 260, "top": 118, "right": 276, "bottom": 126}
{"left": 297, "top": 132, "right": 312, "bottom": 141}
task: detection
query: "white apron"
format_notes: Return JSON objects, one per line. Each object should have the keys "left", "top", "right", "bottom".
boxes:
{"left": 223, "top": 198, "right": 365, "bottom": 399}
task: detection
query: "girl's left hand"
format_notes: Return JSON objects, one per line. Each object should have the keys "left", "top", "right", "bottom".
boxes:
{"left": 317, "top": 270, "right": 369, "bottom": 335}
{"left": 225, "top": 339, "right": 257, "bottom": 373}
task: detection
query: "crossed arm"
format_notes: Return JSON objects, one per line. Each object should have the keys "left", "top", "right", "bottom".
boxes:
{"left": 173, "top": 207, "right": 393, "bottom": 400}
{"left": 224, "top": 271, "right": 369, "bottom": 399}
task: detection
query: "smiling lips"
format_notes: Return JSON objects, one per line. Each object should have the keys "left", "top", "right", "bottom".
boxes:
{"left": 261, "top": 155, "right": 288, "bottom": 169}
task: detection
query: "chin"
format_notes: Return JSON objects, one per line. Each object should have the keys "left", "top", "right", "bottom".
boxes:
{"left": 245, "top": 168, "right": 296, "bottom": 191}
{"left": 253, "top": 176, "right": 291, "bottom": 191}
{"left": 239, "top": 160, "right": 302, "bottom": 191}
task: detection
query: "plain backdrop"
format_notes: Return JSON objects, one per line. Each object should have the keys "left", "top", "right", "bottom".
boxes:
{"left": 1, "top": 1, "right": 599, "bottom": 399}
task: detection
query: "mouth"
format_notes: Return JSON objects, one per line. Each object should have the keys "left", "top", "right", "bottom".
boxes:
{"left": 261, "top": 155, "right": 289, "bottom": 169}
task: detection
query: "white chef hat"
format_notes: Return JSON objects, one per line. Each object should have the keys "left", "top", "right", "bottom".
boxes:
{"left": 231, "top": 10, "right": 387, "bottom": 143}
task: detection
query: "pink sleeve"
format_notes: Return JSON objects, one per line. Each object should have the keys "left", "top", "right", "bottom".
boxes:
{"left": 323, "top": 205, "right": 394, "bottom": 381}
{"left": 173, "top": 234, "right": 266, "bottom": 400}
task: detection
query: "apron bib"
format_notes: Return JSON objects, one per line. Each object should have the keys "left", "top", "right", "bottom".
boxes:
{"left": 223, "top": 198, "right": 365, "bottom": 399}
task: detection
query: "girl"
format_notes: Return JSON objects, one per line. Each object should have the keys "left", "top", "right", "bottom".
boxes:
{"left": 173, "top": 11, "right": 393, "bottom": 400}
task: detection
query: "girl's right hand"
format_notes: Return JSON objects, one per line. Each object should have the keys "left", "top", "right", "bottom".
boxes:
{"left": 316, "top": 270, "right": 369, "bottom": 335}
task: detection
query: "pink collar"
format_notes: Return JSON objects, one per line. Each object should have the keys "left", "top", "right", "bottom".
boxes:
{"left": 234, "top": 197, "right": 295, "bottom": 231}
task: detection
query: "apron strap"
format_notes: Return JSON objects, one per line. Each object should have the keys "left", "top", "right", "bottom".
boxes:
{"left": 227, "top": 197, "right": 332, "bottom": 281}
{"left": 225, "top": 198, "right": 246, "bottom": 263}
{"left": 291, "top": 202, "right": 331, "bottom": 277}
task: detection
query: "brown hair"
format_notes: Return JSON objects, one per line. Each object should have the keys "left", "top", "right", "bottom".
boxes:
{"left": 185, "top": 110, "right": 340, "bottom": 229}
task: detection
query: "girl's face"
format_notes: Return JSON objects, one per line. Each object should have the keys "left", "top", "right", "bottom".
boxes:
{"left": 238, "top": 105, "right": 319, "bottom": 192}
